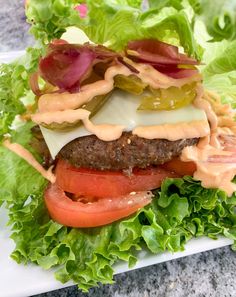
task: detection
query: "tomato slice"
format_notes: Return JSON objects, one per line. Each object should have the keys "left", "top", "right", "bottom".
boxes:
{"left": 44, "top": 183, "right": 152, "bottom": 227}
{"left": 55, "top": 159, "right": 179, "bottom": 198}
{"left": 161, "top": 158, "right": 196, "bottom": 176}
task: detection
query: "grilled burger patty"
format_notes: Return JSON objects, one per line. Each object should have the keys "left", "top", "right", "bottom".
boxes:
{"left": 58, "top": 132, "right": 198, "bottom": 171}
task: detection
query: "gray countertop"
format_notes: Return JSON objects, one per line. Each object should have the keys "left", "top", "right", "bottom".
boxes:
{"left": 1, "top": 1, "right": 236, "bottom": 297}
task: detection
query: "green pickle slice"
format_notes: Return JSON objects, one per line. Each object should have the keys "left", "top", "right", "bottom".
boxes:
{"left": 138, "top": 83, "right": 197, "bottom": 111}
{"left": 114, "top": 74, "right": 147, "bottom": 95}
{"left": 41, "top": 93, "right": 111, "bottom": 131}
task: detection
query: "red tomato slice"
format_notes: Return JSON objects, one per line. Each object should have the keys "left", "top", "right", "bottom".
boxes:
{"left": 55, "top": 159, "right": 179, "bottom": 198}
{"left": 44, "top": 183, "right": 152, "bottom": 227}
{"left": 161, "top": 158, "right": 197, "bottom": 176}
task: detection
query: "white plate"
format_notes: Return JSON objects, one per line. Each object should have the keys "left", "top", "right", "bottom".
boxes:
{"left": 0, "top": 52, "right": 233, "bottom": 297}
{"left": 0, "top": 206, "right": 233, "bottom": 297}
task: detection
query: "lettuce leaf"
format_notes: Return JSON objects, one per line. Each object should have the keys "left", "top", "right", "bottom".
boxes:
{"left": 0, "top": 48, "right": 42, "bottom": 140}
{"left": 203, "top": 40, "right": 236, "bottom": 76}
{"left": 190, "top": 19, "right": 236, "bottom": 108}
{"left": 26, "top": 0, "right": 202, "bottom": 59}
{"left": 201, "top": 38, "right": 236, "bottom": 108}
{"left": 126, "top": 0, "right": 143, "bottom": 8}
{"left": 189, "top": 0, "right": 236, "bottom": 42}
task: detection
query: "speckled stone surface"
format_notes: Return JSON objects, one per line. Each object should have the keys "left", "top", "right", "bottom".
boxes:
{"left": 1, "top": 2, "right": 236, "bottom": 297}
{"left": 0, "top": 1, "right": 33, "bottom": 51}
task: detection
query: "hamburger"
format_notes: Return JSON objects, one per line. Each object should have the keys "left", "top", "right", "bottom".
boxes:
{"left": 1, "top": 0, "right": 236, "bottom": 291}
{"left": 17, "top": 32, "right": 209, "bottom": 227}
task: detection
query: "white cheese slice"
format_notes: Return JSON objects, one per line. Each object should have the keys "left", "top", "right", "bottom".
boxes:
{"left": 61, "top": 26, "right": 91, "bottom": 44}
{"left": 41, "top": 90, "right": 208, "bottom": 159}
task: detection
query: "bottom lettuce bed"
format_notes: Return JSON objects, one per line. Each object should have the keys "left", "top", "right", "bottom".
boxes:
{"left": 1, "top": 127, "right": 236, "bottom": 291}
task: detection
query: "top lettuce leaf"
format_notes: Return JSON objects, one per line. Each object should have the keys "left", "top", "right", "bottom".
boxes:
{"left": 193, "top": 20, "right": 236, "bottom": 108}
{"left": 1, "top": 0, "right": 236, "bottom": 292}
{"left": 26, "top": 0, "right": 202, "bottom": 59}
{"left": 202, "top": 40, "right": 236, "bottom": 108}
{"left": 190, "top": 0, "right": 236, "bottom": 41}
{"left": 25, "top": 0, "right": 236, "bottom": 61}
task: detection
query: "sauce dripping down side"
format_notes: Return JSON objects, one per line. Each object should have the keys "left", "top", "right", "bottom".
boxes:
{"left": 181, "top": 136, "right": 236, "bottom": 196}
{"left": 3, "top": 139, "right": 56, "bottom": 183}
{"left": 132, "top": 120, "right": 210, "bottom": 141}
{"left": 181, "top": 90, "right": 236, "bottom": 196}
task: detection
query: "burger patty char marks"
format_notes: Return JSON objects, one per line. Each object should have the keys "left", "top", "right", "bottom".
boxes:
{"left": 58, "top": 132, "right": 198, "bottom": 171}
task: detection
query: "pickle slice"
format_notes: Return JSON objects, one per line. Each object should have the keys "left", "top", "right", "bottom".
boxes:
{"left": 114, "top": 74, "right": 147, "bottom": 95}
{"left": 40, "top": 119, "right": 80, "bottom": 131}
{"left": 138, "top": 83, "right": 197, "bottom": 111}
{"left": 40, "top": 93, "right": 111, "bottom": 131}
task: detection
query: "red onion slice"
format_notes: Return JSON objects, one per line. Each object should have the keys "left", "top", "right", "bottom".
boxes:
{"left": 39, "top": 44, "right": 121, "bottom": 92}
{"left": 29, "top": 72, "right": 41, "bottom": 96}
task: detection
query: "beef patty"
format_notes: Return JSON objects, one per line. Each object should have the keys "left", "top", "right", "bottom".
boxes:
{"left": 58, "top": 132, "right": 198, "bottom": 171}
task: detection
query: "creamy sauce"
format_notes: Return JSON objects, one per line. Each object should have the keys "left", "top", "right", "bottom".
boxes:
{"left": 217, "top": 127, "right": 234, "bottom": 135}
{"left": 129, "top": 59, "right": 202, "bottom": 89}
{"left": 209, "top": 132, "right": 221, "bottom": 149}
{"left": 133, "top": 120, "right": 210, "bottom": 141}
{"left": 194, "top": 85, "right": 218, "bottom": 131}
{"left": 32, "top": 109, "right": 91, "bottom": 124}
{"left": 38, "top": 64, "right": 132, "bottom": 112}
{"left": 181, "top": 141, "right": 236, "bottom": 196}
{"left": 180, "top": 90, "right": 236, "bottom": 196}
{"left": 3, "top": 139, "right": 56, "bottom": 183}
{"left": 83, "top": 119, "right": 125, "bottom": 141}
{"left": 32, "top": 109, "right": 125, "bottom": 141}
{"left": 38, "top": 61, "right": 202, "bottom": 113}
{"left": 194, "top": 98, "right": 218, "bottom": 131}
{"left": 204, "top": 90, "right": 233, "bottom": 116}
